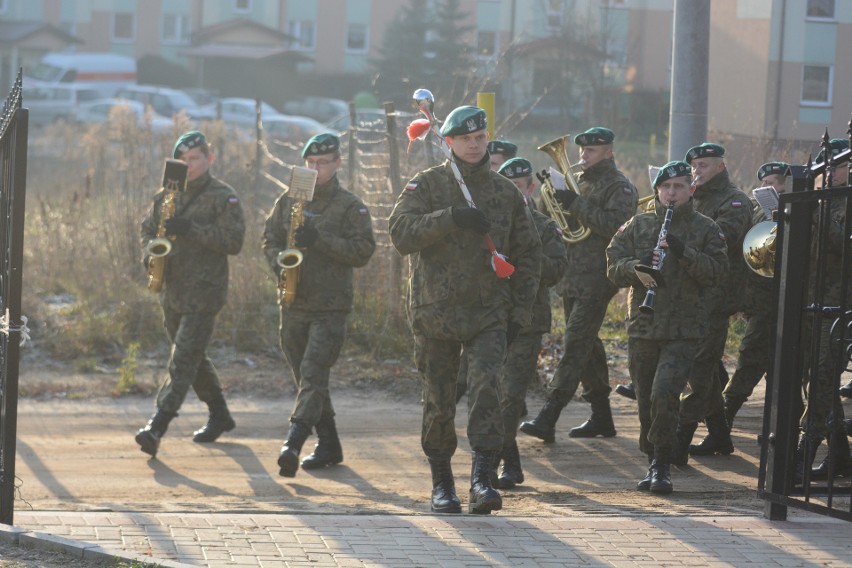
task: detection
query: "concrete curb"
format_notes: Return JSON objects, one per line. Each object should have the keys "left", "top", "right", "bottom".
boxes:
{"left": 0, "top": 523, "right": 195, "bottom": 568}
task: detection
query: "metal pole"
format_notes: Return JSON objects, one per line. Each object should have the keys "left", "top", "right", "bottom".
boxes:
{"left": 667, "top": 0, "right": 710, "bottom": 161}
{"left": 383, "top": 102, "right": 403, "bottom": 327}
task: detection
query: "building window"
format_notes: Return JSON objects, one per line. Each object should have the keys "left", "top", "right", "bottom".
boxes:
{"left": 234, "top": 0, "right": 252, "bottom": 13}
{"left": 111, "top": 12, "right": 135, "bottom": 43}
{"left": 0, "top": 0, "right": 7, "bottom": 15}
{"left": 546, "top": 0, "right": 563, "bottom": 30}
{"left": 346, "top": 23, "right": 368, "bottom": 53}
{"left": 801, "top": 65, "right": 832, "bottom": 105}
{"left": 289, "top": 20, "right": 316, "bottom": 51}
{"left": 477, "top": 31, "right": 497, "bottom": 58}
{"left": 806, "top": 0, "right": 835, "bottom": 19}
{"left": 162, "top": 14, "right": 191, "bottom": 45}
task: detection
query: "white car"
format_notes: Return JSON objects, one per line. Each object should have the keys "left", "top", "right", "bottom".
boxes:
{"left": 262, "top": 114, "right": 333, "bottom": 144}
{"left": 203, "top": 97, "right": 286, "bottom": 126}
{"left": 74, "top": 98, "right": 173, "bottom": 132}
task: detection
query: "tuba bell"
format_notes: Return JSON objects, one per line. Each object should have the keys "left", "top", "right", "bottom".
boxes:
{"left": 537, "top": 135, "right": 591, "bottom": 244}
{"left": 742, "top": 220, "right": 777, "bottom": 278}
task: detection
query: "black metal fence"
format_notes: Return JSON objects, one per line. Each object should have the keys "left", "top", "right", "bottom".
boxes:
{"left": 0, "top": 69, "right": 29, "bottom": 525}
{"left": 759, "top": 132, "right": 852, "bottom": 521}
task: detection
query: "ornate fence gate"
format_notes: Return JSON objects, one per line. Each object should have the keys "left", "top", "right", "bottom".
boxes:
{"left": 759, "top": 131, "right": 852, "bottom": 522}
{"left": 0, "top": 70, "right": 29, "bottom": 525}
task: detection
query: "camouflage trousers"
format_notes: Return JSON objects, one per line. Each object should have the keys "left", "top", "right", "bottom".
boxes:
{"left": 549, "top": 293, "right": 614, "bottom": 402}
{"left": 501, "top": 333, "right": 543, "bottom": 446}
{"left": 679, "top": 314, "right": 727, "bottom": 423}
{"left": 156, "top": 307, "right": 223, "bottom": 414}
{"left": 280, "top": 309, "right": 347, "bottom": 428}
{"left": 414, "top": 329, "right": 506, "bottom": 459}
{"left": 629, "top": 337, "right": 699, "bottom": 456}
{"left": 723, "top": 309, "right": 771, "bottom": 404}
{"left": 800, "top": 314, "right": 847, "bottom": 437}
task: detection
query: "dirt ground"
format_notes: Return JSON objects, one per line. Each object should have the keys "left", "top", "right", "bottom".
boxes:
{"left": 1, "top": 346, "right": 843, "bottom": 566}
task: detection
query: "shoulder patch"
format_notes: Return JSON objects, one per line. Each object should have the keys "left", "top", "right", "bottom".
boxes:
{"left": 731, "top": 200, "right": 743, "bottom": 208}
{"left": 405, "top": 181, "right": 418, "bottom": 191}
{"left": 358, "top": 207, "right": 369, "bottom": 216}
{"left": 623, "top": 187, "right": 634, "bottom": 195}
{"left": 555, "top": 227, "right": 564, "bottom": 237}
{"left": 719, "top": 232, "right": 727, "bottom": 241}
{"left": 617, "top": 222, "right": 627, "bottom": 233}
{"left": 228, "top": 196, "right": 239, "bottom": 205}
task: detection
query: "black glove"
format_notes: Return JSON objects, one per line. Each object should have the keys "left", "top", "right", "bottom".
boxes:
{"left": 451, "top": 206, "right": 491, "bottom": 235}
{"left": 506, "top": 321, "right": 522, "bottom": 346}
{"left": 164, "top": 217, "right": 191, "bottom": 236}
{"left": 294, "top": 221, "right": 319, "bottom": 248}
{"left": 554, "top": 190, "right": 577, "bottom": 209}
{"left": 639, "top": 251, "right": 655, "bottom": 267}
{"left": 666, "top": 234, "right": 685, "bottom": 258}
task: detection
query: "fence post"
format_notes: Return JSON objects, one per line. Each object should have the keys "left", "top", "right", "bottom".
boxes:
{"left": 383, "top": 102, "right": 403, "bottom": 327}
{"left": 347, "top": 102, "right": 357, "bottom": 193}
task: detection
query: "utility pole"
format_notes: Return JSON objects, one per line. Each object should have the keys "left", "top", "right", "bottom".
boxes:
{"left": 668, "top": 0, "right": 711, "bottom": 161}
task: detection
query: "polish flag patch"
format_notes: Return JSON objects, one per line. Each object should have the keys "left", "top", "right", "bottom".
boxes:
{"left": 358, "top": 207, "right": 369, "bottom": 216}
{"left": 731, "top": 200, "right": 743, "bottom": 208}
{"left": 405, "top": 181, "right": 418, "bottom": 191}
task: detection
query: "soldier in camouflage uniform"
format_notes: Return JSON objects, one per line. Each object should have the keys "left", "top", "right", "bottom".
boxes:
{"left": 678, "top": 143, "right": 752, "bottom": 463}
{"left": 487, "top": 140, "right": 518, "bottom": 172}
{"left": 607, "top": 160, "right": 728, "bottom": 493}
{"left": 520, "top": 127, "right": 637, "bottom": 443}
{"left": 722, "top": 162, "right": 790, "bottom": 429}
{"left": 389, "top": 106, "right": 542, "bottom": 515}
{"left": 136, "top": 130, "right": 246, "bottom": 458}
{"left": 493, "top": 158, "right": 568, "bottom": 489}
{"left": 262, "top": 133, "right": 375, "bottom": 478}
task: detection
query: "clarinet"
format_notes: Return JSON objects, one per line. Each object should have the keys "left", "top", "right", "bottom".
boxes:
{"left": 639, "top": 203, "right": 675, "bottom": 315}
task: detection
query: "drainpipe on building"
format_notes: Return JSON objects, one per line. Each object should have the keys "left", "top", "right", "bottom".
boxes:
{"left": 772, "top": 0, "right": 787, "bottom": 149}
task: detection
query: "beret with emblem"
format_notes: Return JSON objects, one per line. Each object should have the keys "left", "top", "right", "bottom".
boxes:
{"left": 815, "top": 138, "right": 850, "bottom": 164}
{"left": 439, "top": 106, "right": 487, "bottom": 137}
{"left": 654, "top": 160, "right": 692, "bottom": 189}
{"left": 574, "top": 126, "right": 614, "bottom": 147}
{"left": 685, "top": 142, "right": 725, "bottom": 163}
{"left": 487, "top": 140, "right": 518, "bottom": 158}
{"left": 302, "top": 132, "right": 341, "bottom": 159}
{"left": 498, "top": 157, "right": 534, "bottom": 179}
{"left": 173, "top": 130, "right": 208, "bottom": 158}
{"left": 757, "top": 161, "right": 790, "bottom": 181}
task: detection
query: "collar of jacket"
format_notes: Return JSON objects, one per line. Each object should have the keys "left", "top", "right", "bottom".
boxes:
{"left": 657, "top": 197, "right": 695, "bottom": 225}
{"left": 312, "top": 175, "right": 340, "bottom": 202}
{"left": 694, "top": 169, "right": 730, "bottom": 197}
{"left": 187, "top": 171, "right": 212, "bottom": 192}
{"left": 449, "top": 152, "right": 491, "bottom": 183}
{"left": 579, "top": 157, "right": 616, "bottom": 182}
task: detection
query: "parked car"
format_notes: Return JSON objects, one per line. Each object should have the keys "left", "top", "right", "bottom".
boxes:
{"left": 263, "top": 115, "right": 333, "bottom": 144}
{"left": 74, "top": 98, "right": 173, "bottom": 132}
{"left": 115, "top": 85, "right": 216, "bottom": 121}
{"left": 24, "top": 51, "right": 136, "bottom": 97}
{"left": 25, "top": 83, "right": 101, "bottom": 126}
{"left": 282, "top": 97, "right": 348, "bottom": 123}
{"left": 203, "top": 97, "right": 286, "bottom": 126}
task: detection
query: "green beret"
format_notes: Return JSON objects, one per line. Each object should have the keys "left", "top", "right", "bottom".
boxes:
{"left": 815, "top": 138, "right": 850, "bottom": 164}
{"left": 757, "top": 161, "right": 790, "bottom": 181}
{"left": 301, "top": 133, "right": 340, "bottom": 159}
{"left": 498, "top": 157, "right": 534, "bottom": 179}
{"left": 487, "top": 140, "right": 518, "bottom": 158}
{"left": 173, "top": 130, "right": 208, "bottom": 158}
{"left": 439, "top": 106, "right": 487, "bottom": 137}
{"left": 654, "top": 160, "right": 692, "bottom": 188}
{"left": 685, "top": 142, "right": 725, "bottom": 163}
{"left": 574, "top": 127, "right": 614, "bottom": 146}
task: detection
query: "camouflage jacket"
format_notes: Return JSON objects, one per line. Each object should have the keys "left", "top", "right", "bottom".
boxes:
{"left": 692, "top": 170, "right": 753, "bottom": 315}
{"left": 557, "top": 158, "right": 638, "bottom": 299}
{"left": 810, "top": 197, "right": 852, "bottom": 306}
{"left": 262, "top": 175, "right": 375, "bottom": 313}
{"left": 389, "top": 156, "right": 543, "bottom": 341}
{"left": 527, "top": 202, "right": 568, "bottom": 334}
{"left": 141, "top": 171, "right": 245, "bottom": 314}
{"left": 606, "top": 199, "right": 728, "bottom": 340}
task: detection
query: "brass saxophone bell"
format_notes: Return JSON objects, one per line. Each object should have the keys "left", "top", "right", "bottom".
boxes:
{"left": 277, "top": 249, "right": 303, "bottom": 269}
{"left": 145, "top": 237, "right": 172, "bottom": 258}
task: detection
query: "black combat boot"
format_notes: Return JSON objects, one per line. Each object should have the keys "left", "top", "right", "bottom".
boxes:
{"left": 135, "top": 409, "right": 176, "bottom": 458}
{"left": 469, "top": 451, "right": 502, "bottom": 514}
{"left": 428, "top": 458, "right": 461, "bottom": 513}
{"left": 637, "top": 464, "right": 654, "bottom": 491}
{"left": 301, "top": 414, "right": 344, "bottom": 470}
{"left": 811, "top": 432, "right": 852, "bottom": 481}
{"left": 497, "top": 440, "right": 524, "bottom": 489}
{"left": 689, "top": 410, "right": 735, "bottom": 456}
{"left": 277, "top": 421, "right": 311, "bottom": 478}
{"left": 615, "top": 383, "right": 636, "bottom": 400}
{"left": 839, "top": 380, "right": 852, "bottom": 399}
{"left": 672, "top": 422, "right": 698, "bottom": 466}
{"left": 793, "top": 432, "right": 822, "bottom": 487}
{"left": 192, "top": 395, "right": 236, "bottom": 443}
{"left": 519, "top": 396, "right": 567, "bottom": 443}
{"left": 723, "top": 395, "right": 746, "bottom": 430}
{"left": 569, "top": 396, "right": 617, "bottom": 438}
{"left": 649, "top": 446, "right": 674, "bottom": 494}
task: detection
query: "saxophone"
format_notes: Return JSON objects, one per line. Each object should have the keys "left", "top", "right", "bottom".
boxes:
{"left": 146, "top": 159, "right": 187, "bottom": 293}
{"left": 277, "top": 199, "right": 305, "bottom": 307}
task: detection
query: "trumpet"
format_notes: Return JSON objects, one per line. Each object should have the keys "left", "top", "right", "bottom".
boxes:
{"left": 537, "top": 135, "right": 591, "bottom": 244}
{"left": 638, "top": 194, "right": 656, "bottom": 212}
